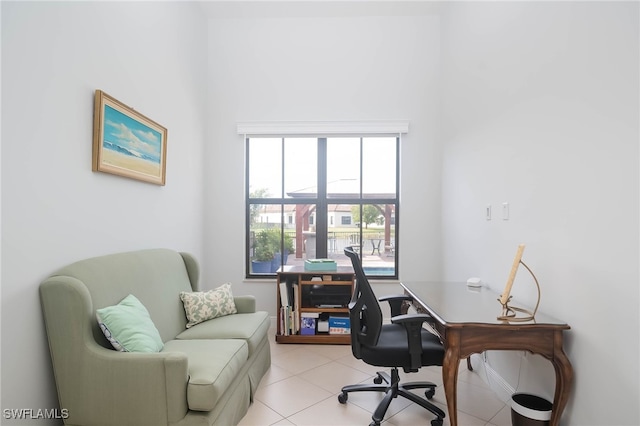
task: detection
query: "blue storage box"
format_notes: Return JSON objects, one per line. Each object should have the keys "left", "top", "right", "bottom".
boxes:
{"left": 329, "top": 316, "right": 350, "bottom": 334}
{"left": 301, "top": 316, "right": 316, "bottom": 335}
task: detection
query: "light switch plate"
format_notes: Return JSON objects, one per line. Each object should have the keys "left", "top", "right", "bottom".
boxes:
{"left": 502, "top": 202, "right": 509, "bottom": 220}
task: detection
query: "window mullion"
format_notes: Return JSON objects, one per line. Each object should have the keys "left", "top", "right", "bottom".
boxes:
{"left": 358, "top": 137, "right": 364, "bottom": 252}
{"left": 316, "top": 138, "right": 328, "bottom": 258}
{"left": 279, "top": 138, "right": 285, "bottom": 254}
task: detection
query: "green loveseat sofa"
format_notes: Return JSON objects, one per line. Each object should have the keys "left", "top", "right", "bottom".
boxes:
{"left": 40, "top": 248, "right": 271, "bottom": 426}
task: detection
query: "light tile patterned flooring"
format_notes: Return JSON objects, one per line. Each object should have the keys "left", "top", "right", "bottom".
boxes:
{"left": 239, "top": 327, "right": 512, "bottom": 426}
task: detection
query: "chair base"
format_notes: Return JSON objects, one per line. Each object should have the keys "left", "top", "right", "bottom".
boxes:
{"left": 338, "top": 367, "right": 446, "bottom": 426}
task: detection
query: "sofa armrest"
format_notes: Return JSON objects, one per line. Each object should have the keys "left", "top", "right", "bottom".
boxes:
{"left": 234, "top": 295, "right": 256, "bottom": 313}
{"left": 79, "top": 349, "right": 190, "bottom": 425}
{"left": 40, "top": 277, "right": 190, "bottom": 425}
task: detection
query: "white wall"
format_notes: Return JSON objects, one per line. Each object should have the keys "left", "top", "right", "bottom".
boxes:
{"left": 1, "top": 1, "right": 207, "bottom": 422}
{"left": 440, "top": 2, "right": 639, "bottom": 425}
{"left": 204, "top": 3, "right": 444, "bottom": 311}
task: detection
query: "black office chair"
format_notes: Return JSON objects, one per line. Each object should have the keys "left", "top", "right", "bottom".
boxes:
{"left": 338, "top": 247, "right": 446, "bottom": 426}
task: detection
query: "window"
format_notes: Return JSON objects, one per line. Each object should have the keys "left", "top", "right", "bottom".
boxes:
{"left": 246, "top": 135, "right": 399, "bottom": 278}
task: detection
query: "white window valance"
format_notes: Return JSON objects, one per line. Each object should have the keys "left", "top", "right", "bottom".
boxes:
{"left": 236, "top": 121, "right": 409, "bottom": 137}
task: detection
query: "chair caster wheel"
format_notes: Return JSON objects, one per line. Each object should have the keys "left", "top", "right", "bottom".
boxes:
{"left": 369, "top": 422, "right": 380, "bottom": 426}
{"left": 373, "top": 376, "right": 383, "bottom": 384}
{"left": 431, "top": 419, "right": 443, "bottom": 426}
{"left": 425, "top": 388, "right": 435, "bottom": 399}
{"left": 338, "top": 392, "right": 348, "bottom": 404}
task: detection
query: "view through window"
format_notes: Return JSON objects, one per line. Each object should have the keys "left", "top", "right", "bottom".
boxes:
{"left": 246, "top": 136, "right": 398, "bottom": 278}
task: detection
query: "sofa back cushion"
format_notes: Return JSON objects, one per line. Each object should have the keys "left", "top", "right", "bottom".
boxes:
{"left": 50, "top": 248, "right": 198, "bottom": 344}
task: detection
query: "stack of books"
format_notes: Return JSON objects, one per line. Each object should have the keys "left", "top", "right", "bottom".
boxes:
{"left": 279, "top": 281, "right": 299, "bottom": 336}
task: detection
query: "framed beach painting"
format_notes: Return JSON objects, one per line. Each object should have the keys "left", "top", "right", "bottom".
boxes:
{"left": 93, "top": 90, "right": 167, "bottom": 185}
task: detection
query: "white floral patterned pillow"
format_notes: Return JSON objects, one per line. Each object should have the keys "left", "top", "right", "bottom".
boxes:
{"left": 180, "top": 283, "right": 238, "bottom": 328}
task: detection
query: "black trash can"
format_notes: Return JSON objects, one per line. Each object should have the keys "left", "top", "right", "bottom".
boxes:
{"left": 511, "top": 393, "right": 552, "bottom": 426}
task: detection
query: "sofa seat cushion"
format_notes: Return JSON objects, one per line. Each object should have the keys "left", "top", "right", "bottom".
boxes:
{"left": 162, "top": 339, "right": 248, "bottom": 412}
{"left": 176, "top": 311, "right": 270, "bottom": 357}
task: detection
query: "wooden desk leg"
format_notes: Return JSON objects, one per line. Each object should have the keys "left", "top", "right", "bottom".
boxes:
{"left": 442, "top": 331, "right": 461, "bottom": 426}
{"left": 549, "top": 332, "right": 573, "bottom": 426}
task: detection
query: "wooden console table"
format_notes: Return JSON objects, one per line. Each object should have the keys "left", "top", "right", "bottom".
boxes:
{"left": 401, "top": 281, "right": 572, "bottom": 426}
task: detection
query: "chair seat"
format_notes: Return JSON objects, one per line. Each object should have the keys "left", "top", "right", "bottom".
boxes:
{"left": 359, "top": 324, "right": 444, "bottom": 368}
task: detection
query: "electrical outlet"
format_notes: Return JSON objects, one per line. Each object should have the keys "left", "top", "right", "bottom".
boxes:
{"left": 486, "top": 205, "right": 492, "bottom": 220}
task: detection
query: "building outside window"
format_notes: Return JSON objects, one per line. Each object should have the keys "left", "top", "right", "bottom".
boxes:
{"left": 246, "top": 134, "right": 399, "bottom": 278}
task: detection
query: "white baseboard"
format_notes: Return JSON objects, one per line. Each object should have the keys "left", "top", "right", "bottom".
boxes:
{"left": 484, "top": 357, "right": 516, "bottom": 402}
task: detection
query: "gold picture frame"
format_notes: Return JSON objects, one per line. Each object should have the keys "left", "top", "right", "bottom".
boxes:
{"left": 93, "top": 90, "right": 167, "bottom": 185}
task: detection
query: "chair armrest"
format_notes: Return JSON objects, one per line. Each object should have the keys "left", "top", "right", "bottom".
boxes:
{"left": 390, "top": 313, "right": 433, "bottom": 326}
{"left": 378, "top": 294, "right": 413, "bottom": 317}
{"left": 391, "top": 313, "right": 435, "bottom": 371}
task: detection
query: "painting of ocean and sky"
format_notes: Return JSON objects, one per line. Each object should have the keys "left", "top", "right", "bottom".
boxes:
{"left": 93, "top": 90, "right": 167, "bottom": 185}
{"left": 102, "top": 104, "right": 162, "bottom": 166}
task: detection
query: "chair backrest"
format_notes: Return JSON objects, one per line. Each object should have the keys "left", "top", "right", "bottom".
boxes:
{"left": 344, "top": 247, "right": 383, "bottom": 357}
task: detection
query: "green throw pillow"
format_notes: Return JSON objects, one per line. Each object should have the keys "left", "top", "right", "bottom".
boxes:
{"left": 180, "top": 283, "right": 237, "bottom": 328}
{"left": 96, "top": 294, "right": 164, "bottom": 352}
